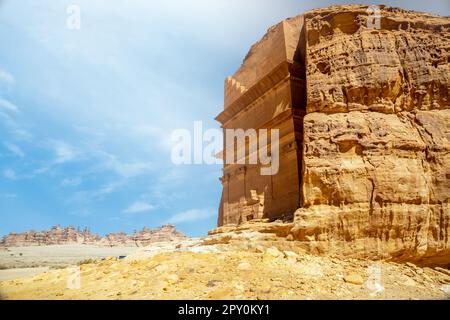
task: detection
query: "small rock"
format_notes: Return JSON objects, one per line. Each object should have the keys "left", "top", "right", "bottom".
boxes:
{"left": 208, "top": 288, "right": 234, "bottom": 300}
{"left": 207, "top": 280, "right": 221, "bottom": 287}
{"left": 266, "top": 247, "right": 282, "bottom": 258}
{"left": 260, "top": 284, "right": 271, "bottom": 294}
{"left": 252, "top": 245, "right": 265, "bottom": 253}
{"left": 284, "top": 251, "right": 298, "bottom": 260}
{"left": 435, "top": 267, "right": 450, "bottom": 277}
{"left": 440, "top": 284, "right": 450, "bottom": 295}
{"left": 155, "top": 264, "right": 169, "bottom": 273}
{"left": 235, "top": 283, "right": 245, "bottom": 292}
{"left": 166, "top": 274, "right": 179, "bottom": 283}
{"left": 415, "top": 268, "right": 424, "bottom": 275}
{"left": 403, "top": 276, "right": 417, "bottom": 287}
{"left": 344, "top": 273, "right": 365, "bottom": 285}
{"left": 237, "top": 262, "right": 252, "bottom": 271}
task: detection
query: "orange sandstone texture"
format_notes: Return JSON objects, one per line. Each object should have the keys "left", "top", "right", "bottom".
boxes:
{"left": 216, "top": 5, "right": 450, "bottom": 266}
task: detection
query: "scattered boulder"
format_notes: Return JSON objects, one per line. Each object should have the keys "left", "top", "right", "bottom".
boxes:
{"left": 344, "top": 273, "right": 365, "bottom": 285}
{"left": 237, "top": 262, "right": 252, "bottom": 271}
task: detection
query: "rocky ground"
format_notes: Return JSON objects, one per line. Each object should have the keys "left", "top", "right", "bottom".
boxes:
{"left": 1, "top": 224, "right": 449, "bottom": 300}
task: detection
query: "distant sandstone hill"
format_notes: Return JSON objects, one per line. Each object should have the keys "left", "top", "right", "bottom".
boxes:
{"left": 0, "top": 225, "right": 188, "bottom": 247}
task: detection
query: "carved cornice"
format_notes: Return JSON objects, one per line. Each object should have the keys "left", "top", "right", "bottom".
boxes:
{"left": 215, "top": 60, "right": 303, "bottom": 125}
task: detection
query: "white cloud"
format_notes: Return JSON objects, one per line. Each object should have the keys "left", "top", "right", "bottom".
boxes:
{"left": 99, "top": 182, "right": 120, "bottom": 194}
{"left": 0, "top": 98, "right": 19, "bottom": 113}
{"left": 158, "top": 167, "right": 186, "bottom": 185}
{"left": 34, "top": 140, "right": 79, "bottom": 174}
{"left": 123, "top": 201, "right": 155, "bottom": 214}
{"left": 0, "top": 112, "right": 32, "bottom": 141}
{"left": 69, "top": 208, "right": 91, "bottom": 217}
{"left": 50, "top": 140, "right": 77, "bottom": 164}
{"left": 3, "top": 169, "right": 17, "bottom": 180}
{"left": 0, "top": 68, "right": 15, "bottom": 86}
{"left": 165, "top": 208, "right": 214, "bottom": 224}
{"left": 131, "top": 125, "right": 172, "bottom": 151}
{"left": 4, "top": 142, "right": 25, "bottom": 157}
{"left": 65, "top": 180, "right": 124, "bottom": 205}
{"left": 1, "top": 192, "right": 18, "bottom": 199}
{"left": 100, "top": 152, "right": 153, "bottom": 178}
{"left": 61, "top": 177, "right": 82, "bottom": 187}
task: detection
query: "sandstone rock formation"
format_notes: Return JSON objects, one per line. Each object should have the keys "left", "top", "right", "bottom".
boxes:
{"left": 133, "top": 225, "right": 188, "bottom": 245}
{"left": 98, "top": 225, "right": 188, "bottom": 247}
{"left": 1, "top": 226, "right": 101, "bottom": 247}
{"left": 298, "top": 5, "right": 450, "bottom": 267}
{"left": 216, "top": 5, "right": 449, "bottom": 266}
{"left": 1, "top": 225, "right": 187, "bottom": 247}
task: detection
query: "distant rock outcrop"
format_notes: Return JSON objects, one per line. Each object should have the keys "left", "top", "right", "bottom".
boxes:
{"left": 1, "top": 226, "right": 100, "bottom": 247}
{"left": 0, "top": 224, "right": 188, "bottom": 247}
{"left": 98, "top": 225, "right": 188, "bottom": 247}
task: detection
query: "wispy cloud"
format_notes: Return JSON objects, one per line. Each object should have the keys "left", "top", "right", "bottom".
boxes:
{"left": 123, "top": 201, "right": 155, "bottom": 214}
{"left": 33, "top": 140, "right": 79, "bottom": 174}
{"left": 0, "top": 192, "right": 18, "bottom": 199}
{"left": 0, "top": 111, "right": 32, "bottom": 141}
{"left": 165, "top": 208, "right": 214, "bottom": 224}
{"left": 99, "top": 182, "right": 120, "bottom": 194}
{"left": 51, "top": 140, "right": 77, "bottom": 164}
{"left": 131, "top": 124, "right": 172, "bottom": 151}
{"left": 4, "top": 142, "right": 25, "bottom": 157}
{"left": 66, "top": 181, "right": 122, "bottom": 205}
{"left": 0, "top": 67, "right": 15, "bottom": 87}
{"left": 3, "top": 168, "right": 17, "bottom": 180}
{"left": 0, "top": 98, "right": 18, "bottom": 113}
{"left": 99, "top": 152, "right": 153, "bottom": 178}
{"left": 69, "top": 208, "right": 91, "bottom": 217}
{"left": 61, "top": 177, "right": 82, "bottom": 187}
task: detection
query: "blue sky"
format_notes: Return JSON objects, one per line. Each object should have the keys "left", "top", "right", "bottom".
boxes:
{"left": 0, "top": 0, "right": 449, "bottom": 237}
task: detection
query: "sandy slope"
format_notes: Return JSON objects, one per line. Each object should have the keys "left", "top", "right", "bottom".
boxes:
{"left": 0, "top": 245, "right": 138, "bottom": 281}
{"left": 1, "top": 231, "right": 449, "bottom": 300}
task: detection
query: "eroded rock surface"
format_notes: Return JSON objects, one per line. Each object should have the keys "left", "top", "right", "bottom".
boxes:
{"left": 297, "top": 5, "right": 450, "bottom": 266}
{"left": 217, "top": 5, "right": 449, "bottom": 266}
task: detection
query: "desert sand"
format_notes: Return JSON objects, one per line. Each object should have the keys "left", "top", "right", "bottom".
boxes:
{"left": 0, "top": 245, "right": 138, "bottom": 281}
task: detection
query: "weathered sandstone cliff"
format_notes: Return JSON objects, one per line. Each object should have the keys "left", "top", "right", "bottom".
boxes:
{"left": 218, "top": 5, "right": 449, "bottom": 266}
{"left": 295, "top": 5, "right": 450, "bottom": 266}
